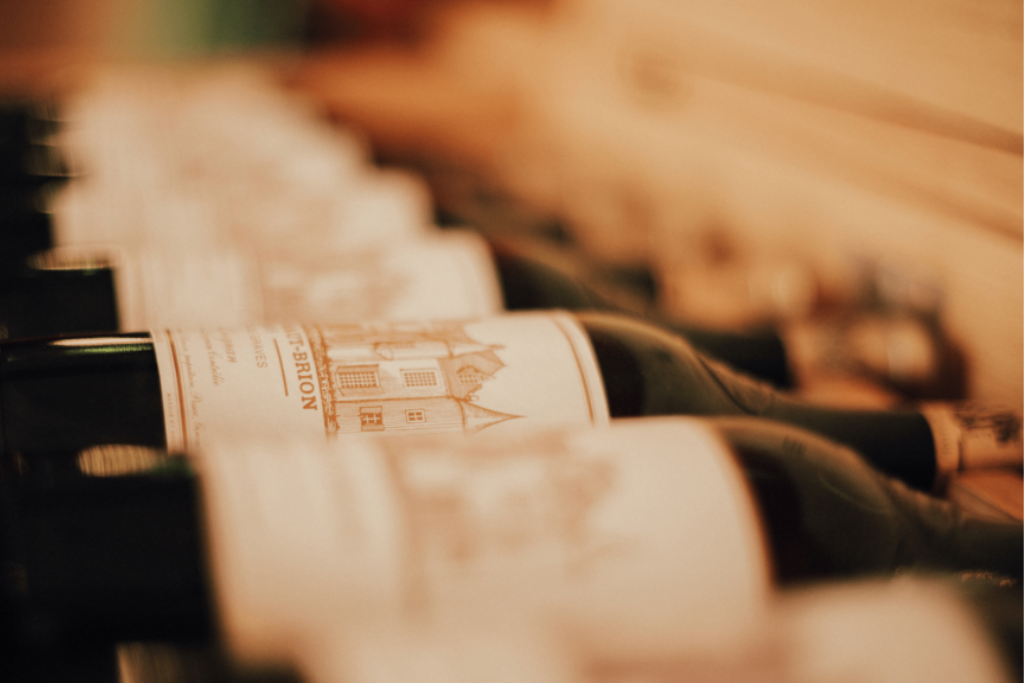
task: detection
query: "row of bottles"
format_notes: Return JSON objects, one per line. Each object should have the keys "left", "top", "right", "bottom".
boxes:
{"left": 2, "top": 72, "right": 1014, "bottom": 499}
{"left": 0, "top": 65, "right": 1020, "bottom": 683}
{"left": 2, "top": 310, "right": 1020, "bottom": 492}
{"left": 2, "top": 419, "right": 1021, "bottom": 681}
{"left": 0, "top": 67, "right": 968, "bottom": 403}
{"left": 1, "top": 64, "right": 1019, "bottom": 526}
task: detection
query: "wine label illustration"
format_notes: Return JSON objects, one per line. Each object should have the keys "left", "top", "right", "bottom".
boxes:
{"left": 199, "top": 419, "right": 769, "bottom": 668}
{"left": 153, "top": 312, "right": 609, "bottom": 452}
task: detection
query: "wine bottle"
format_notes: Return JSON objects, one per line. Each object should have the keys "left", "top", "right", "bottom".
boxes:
{"left": 0, "top": 419, "right": 764, "bottom": 656}
{"left": 0, "top": 234, "right": 799, "bottom": 392}
{"left": 1, "top": 311, "right": 1018, "bottom": 492}
{"left": 0, "top": 418, "right": 1018, "bottom": 667}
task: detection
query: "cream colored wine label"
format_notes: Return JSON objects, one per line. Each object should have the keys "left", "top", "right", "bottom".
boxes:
{"left": 257, "top": 231, "right": 504, "bottom": 323}
{"left": 198, "top": 418, "right": 769, "bottom": 669}
{"left": 118, "top": 246, "right": 265, "bottom": 332}
{"left": 46, "top": 231, "right": 502, "bottom": 334}
{"left": 153, "top": 312, "right": 609, "bottom": 453}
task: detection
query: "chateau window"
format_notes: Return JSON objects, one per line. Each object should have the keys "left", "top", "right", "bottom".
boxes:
{"left": 458, "top": 367, "right": 485, "bottom": 385}
{"left": 360, "top": 406, "right": 384, "bottom": 431}
{"left": 402, "top": 369, "right": 438, "bottom": 388}
{"left": 338, "top": 369, "right": 379, "bottom": 389}
{"left": 406, "top": 409, "right": 425, "bottom": 423}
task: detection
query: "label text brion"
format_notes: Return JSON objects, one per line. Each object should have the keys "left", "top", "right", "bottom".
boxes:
{"left": 286, "top": 327, "right": 318, "bottom": 411}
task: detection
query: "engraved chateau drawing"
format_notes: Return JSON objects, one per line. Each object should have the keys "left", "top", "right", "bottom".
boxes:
{"left": 307, "top": 322, "right": 522, "bottom": 435}
{"left": 387, "top": 432, "right": 624, "bottom": 578}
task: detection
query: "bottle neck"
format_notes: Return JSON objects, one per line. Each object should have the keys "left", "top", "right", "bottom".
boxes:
{"left": 760, "top": 399, "right": 939, "bottom": 491}
{"left": 666, "top": 323, "right": 793, "bottom": 390}
{"left": 488, "top": 238, "right": 610, "bottom": 311}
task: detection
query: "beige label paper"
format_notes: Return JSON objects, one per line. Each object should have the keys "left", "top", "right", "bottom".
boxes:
{"left": 199, "top": 418, "right": 769, "bottom": 669}
{"left": 258, "top": 231, "right": 504, "bottom": 323}
{"left": 104, "top": 231, "right": 502, "bottom": 332}
{"left": 118, "top": 246, "right": 265, "bottom": 332}
{"left": 154, "top": 312, "right": 609, "bottom": 453}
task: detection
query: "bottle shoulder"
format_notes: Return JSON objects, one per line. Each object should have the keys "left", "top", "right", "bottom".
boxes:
{"left": 574, "top": 311, "right": 939, "bottom": 488}
{"left": 488, "top": 240, "right": 610, "bottom": 311}
{"left": 575, "top": 310, "right": 774, "bottom": 418}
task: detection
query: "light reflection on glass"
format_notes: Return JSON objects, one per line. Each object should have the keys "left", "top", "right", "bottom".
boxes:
{"left": 49, "top": 336, "right": 151, "bottom": 349}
